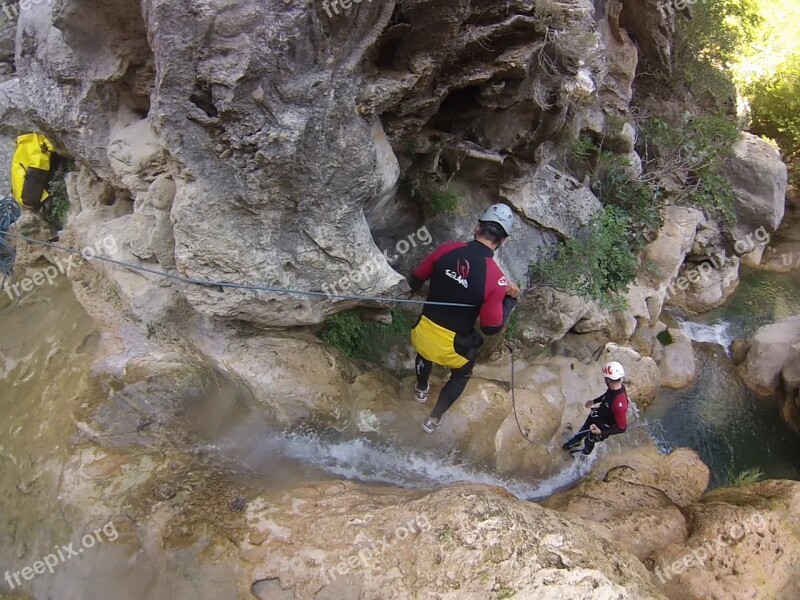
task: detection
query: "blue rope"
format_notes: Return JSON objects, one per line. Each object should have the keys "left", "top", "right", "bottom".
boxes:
{"left": 0, "top": 196, "right": 21, "bottom": 289}
{"left": 0, "top": 231, "right": 477, "bottom": 308}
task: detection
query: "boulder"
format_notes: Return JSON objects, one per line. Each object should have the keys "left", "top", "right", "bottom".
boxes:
{"left": 640, "top": 206, "right": 703, "bottom": 289}
{"left": 652, "top": 327, "right": 696, "bottom": 390}
{"left": 244, "top": 482, "right": 669, "bottom": 600}
{"left": 500, "top": 164, "right": 602, "bottom": 238}
{"left": 778, "top": 341, "right": 800, "bottom": 433}
{"left": 516, "top": 286, "right": 587, "bottom": 345}
{"left": 666, "top": 256, "right": 739, "bottom": 313}
{"left": 740, "top": 315, "right": 800, "bottom": 396}
{"left": 541, "top": 466, "right": 689, "bottom": 562}
{"left": 649, "top": 480, "right": 800, "bottom": 600}
{"left": 722, "top": 133, "right": 788, "bottom": 242}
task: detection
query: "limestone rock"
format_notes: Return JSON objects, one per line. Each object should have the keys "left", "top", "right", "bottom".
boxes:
{"left": 666, "top": 256, "right": 740, "bottom": 313}
{"left": 740, "top": 315, "right": 800, "bottom": 396}
{"left": 723, "top": 133, "right": 788, "bottom": 242}
{"left": 618, "top": 0, "right": 677, "bottom": 74}
{"left": 541, "top": 466, "right": 689, "bottom": 562}
{"left": 652, "top": 327, "right": 696, "bottom": 390}
{"left": 650, "top": 480, "right": 800, "bottom": 600}
{"left": 500, "top": 164, "right": 602, "bottom": 238}
{"left": 516, "top": 286, "right": 587, "bottom": 345}
{"left": 244, "top": 482, "right": 669, "bottom": 600}
{"left": 641, "top": 206, "right": 703, "bottom": 289}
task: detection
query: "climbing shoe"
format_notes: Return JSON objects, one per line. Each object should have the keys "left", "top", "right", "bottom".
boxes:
{"left": 421, "top": 415, "right": 443, "bottom": 433}
{"left": 562, "top": 438, "right": 581, "bottom": 451}
{"left": 414, "top": 384, "right": 430, "bottom": 403}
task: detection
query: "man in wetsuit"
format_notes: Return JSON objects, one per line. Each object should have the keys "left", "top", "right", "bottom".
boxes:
{"left": 562, "top": 361, "right": 629, "bottom": 455}
{"left": 407, "top": 204, "right": 520, "bottom": 433}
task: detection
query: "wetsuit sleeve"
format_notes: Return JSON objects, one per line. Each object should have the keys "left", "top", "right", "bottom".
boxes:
{"left": 408, "top": 241, "right": 464, "bottom": 292}
{"left": 604, "top": 394, "right": 628, "bottom": 436}
{"left": 479, "top": 285, "right": 516, "bottom": 336}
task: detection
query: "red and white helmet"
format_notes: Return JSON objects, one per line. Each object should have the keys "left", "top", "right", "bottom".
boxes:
{"left": 602, "top": 361, "right": 625, "bottom": 381}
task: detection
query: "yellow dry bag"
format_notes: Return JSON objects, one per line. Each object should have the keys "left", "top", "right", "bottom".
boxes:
{"left": 11, "top": 133, "right": 58, "bottom": 211}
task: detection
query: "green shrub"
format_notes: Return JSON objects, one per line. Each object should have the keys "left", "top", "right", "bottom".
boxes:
{"left": 529, "top": 207, "right": 638, "bottom": 310}
{"left": 746, "top": 51, "right": 800, "bottom": 175}
{"left": 638, "top": 114, "right": 739, "bottom": 224}
{"left": 320, "top": 308, "right": 410, "bottom": 360}
{"left": 426, "top": 187, "right": 459, "bottom": 216}
{"left": 725, "top": 467, "right": 764, "bottom": 488}
{"left": 42, "top": 163, "right": 72, "bottom": 230}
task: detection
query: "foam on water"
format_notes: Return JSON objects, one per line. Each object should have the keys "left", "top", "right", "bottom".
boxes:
{"left": 206, "top": 423, "right": 602, "bottom": 501}
{"left": 675, "top": 318, "right": 733, "bottom": 352}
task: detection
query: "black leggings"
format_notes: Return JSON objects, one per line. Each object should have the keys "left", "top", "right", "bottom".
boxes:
{"left": 566, "top": 416, "right": 607, "bottom": 454}
{"left": 415, "top": 354, "right": 475, "bottom": 419}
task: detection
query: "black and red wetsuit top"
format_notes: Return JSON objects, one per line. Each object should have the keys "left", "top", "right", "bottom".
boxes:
{"left": 408, "top": 240, "right": 516, "bottom": 335}
{"left": 590, "top": 386, "right": 629, "bottom": 436}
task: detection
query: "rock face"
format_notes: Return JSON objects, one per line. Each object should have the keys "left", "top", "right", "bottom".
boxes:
{"left": 515, "top": 286, "right": 587, "bottom": 346}
{"left": 244, "top": 482, "right": 668, "bottom": 600}
{"left": 542, "top": 448, "right": 710, "bottom": 561}
{"left": 652, "top": 327, "right": 696, "bottom": 390}
{"left": 500, "top": 165, "right": 602, "bottom": 238}
{"left": 723, "top": 133, "right": 788, "bottom": 242}
{"left": 740, "top": 315, "right": 800, "bottom": 433}
{"left": 5, "top": 0, "right": 616, "bottom": 328}
{"left": 544, "top": 452, "right": 800, "bottom": 600}
{"left": 650, "top": 480, "right": 800, "bottom": 600}
{"left": 740, "top": 316, "right": 800, "bottom": 395}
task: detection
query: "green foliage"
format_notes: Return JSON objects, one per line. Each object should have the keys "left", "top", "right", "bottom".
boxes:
{"left": 669, "top": 0, "right": 762, "bottom": 111}
{"left": 725, "top": 467, "right": 764, "bottom": 488}
{"left": 504, "top": 310, "right": 518, "bottom": 341}
{"left": 746, "top": 51, "right": 800, "bottom": 173}
{"left": 426, "top": 187, "right": 459, "bottom": 216}
{"left": 676, "top": 0, "right": 763, "bottom": 67}
{"left": 42, "top": 163, "right": 72, "bottom": 230}
{"left": 594, "top": 155, "right": 664, "bottom": 250}
{"left": 529, "top": 207, "right": 638, "bottom": 310}
{"left": 639, "top": 114, "right": 739, "bottom": 224}
{"left": 320, "top": 308, "right": 410, "bottom": 360}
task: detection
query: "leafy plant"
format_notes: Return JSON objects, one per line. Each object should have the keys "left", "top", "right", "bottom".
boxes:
{"left": 746, "top": 50, "right": 800, "bottom": 178}
{"left": 638, "top": 114, "right": 739, "bottom": 224}
{"left": 320, "top": 308, "right": 410, "bottom": 360}
{"left": 505, "top": 310, "right": 518, "bottom": 341}
{"left": 426, "top": 187, "right": 459, "bottom": 216}
{"left": 529, "top": 207, "right": 638, "bottom": 309}
{"left": 725, "top": 467, "right": 764, "bottom": 488}
{"left": 42, "top": 163, "right": 72, "bottom": 230}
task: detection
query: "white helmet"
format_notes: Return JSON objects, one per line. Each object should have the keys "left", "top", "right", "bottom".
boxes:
{"left": 479, "top": 203, "right": 514, "bottom": 236}
{"left": 602, "top": 361, "right": 625, "bottom": 380}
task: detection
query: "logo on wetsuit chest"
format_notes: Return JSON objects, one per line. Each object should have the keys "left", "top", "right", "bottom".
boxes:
{"left": 445, "top": 259, "right": 470, "bottom": 288}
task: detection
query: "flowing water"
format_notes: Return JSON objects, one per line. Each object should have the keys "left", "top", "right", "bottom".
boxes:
{"left": 649, "top": 268, "right": 800, "bottom": 486}
{"left": 3, "top": 267, "right": 800, "bottom": 597}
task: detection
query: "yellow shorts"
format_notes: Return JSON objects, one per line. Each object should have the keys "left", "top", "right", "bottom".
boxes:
{"left": 411, "top": 315, "right": 470, "bottom": 370}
